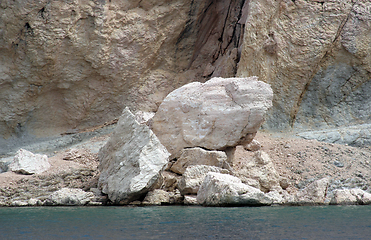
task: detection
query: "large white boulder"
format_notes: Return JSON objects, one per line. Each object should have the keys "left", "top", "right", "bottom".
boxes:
{"left": 9, "top": 149, "right": 50, "bottom": 175}
{"left": 98, "top": 108, "right": 170, "bottom": 204}
{"left": 151, "top": 77, "right": 273, "bottom": 155}
{"left": 178, "top": 165, "right": 228, "bottom": 195}
{"left": 170, "top": 147, "right": 229, "bottom": 174}
{"left": 197, "top": 172, "right": 274, "bottom": 206}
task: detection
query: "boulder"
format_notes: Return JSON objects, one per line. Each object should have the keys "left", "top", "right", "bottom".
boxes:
{"left": 197, "top": 172, "right": 274, "bottom": 206}
{"left": 178, "top": 165, "right": 229, "bottom": 195}
{"left": 234, "top": 151, "right": 281, "bottom": 192}
{"left": 330, "top": 188, "right": 371, "bottom": 205}
{"left": 151, "top": 77, "right": 273, "bottom": 155}
{"left": 46, "top": 188, "right": 94, "bottom": 206}
{"left": 170, "top": 147, "right": 229, "bottom": 174}
{"left": 142, "top": 189, "right": 170, "bottom": 205}
{"left": 8, "top": 149, "right": 50, "bottom": 175}
{"left": 184, "top": 195, "right": 199, "bottom": 205}
{"left": 98, "top": 108, "right": 170, "bottom": 204}
{"left": 295, "top": 178, "right": 329, "bottom": 205}
{"left": 160, "top": 171, "right": 181, "bottom": 192}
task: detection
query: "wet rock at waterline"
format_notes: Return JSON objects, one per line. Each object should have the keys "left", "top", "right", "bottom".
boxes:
{"left": 45, "top": 188, "right": 94, "bottom": 206}
{"left": 178, "top": 165, "right": 229, "bottom": 195}
{"left": 151, "top": 77, "right": 273, "bottom": 156}
{"left": 98, "top": 108, "right": 170, "bottom": 204}
{"left": 197, "top": 172, "right": 274, "bottom": 206}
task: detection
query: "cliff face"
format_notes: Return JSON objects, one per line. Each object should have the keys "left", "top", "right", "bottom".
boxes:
{"left": 237, "top": 0, "right": 371, "bottom": 145}
{"left": 1, "top": 0, "right": 371, "bottom": 150}
{"left": 0, "top": 0, "right": 245, "bottom": 150}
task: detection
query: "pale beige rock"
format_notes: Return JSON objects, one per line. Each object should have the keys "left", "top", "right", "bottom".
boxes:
{"left": 152, "top": 77, "right": 273, "bottom": 155}
{"left": 184, "top": 195, "right": 199, "bottom": 205}
{"left": 234, "top": 151, "right": 281, "bottom": 192}
{"left": 243, "top": 139, "right": 261, "bottom": 152}
{"left": 160, "top": 171, "right": 180, "bottom": 192}
{"left": 296, "top": 178, "right": 329, "bottom": 205}
{"left": 98, "top": 108, "right": 170, "bottom": 204}
{"left": 142, "top": 189, "right": 170, "bottom": 205}
{"left": 0, "top": 0, "right": 247, "bottom": 152}
{"left": 197, "top": 172, "right": 274, "bottom": 206}
{"left": 9, "top": 149, "right": 50, "bottom": 175}
{"left": 168, "top": 189, "right": 183, "bottom": 204}
{"left": 178, "top": 165, "right": 228, "bottom": 195}
{"left": 237, "top": 0, "right": 371, "bottom": 134}
{"left": 170, "top": 147, "right": 229, "bottom": 174}
{"left": 330, "top": 188, "right": 371, "bottom": 205}
{"left": 46, "top": 188, "right": 94, "bottom": 206}
{"left": 330, "top": 189, "right": 358, "bottom": 205}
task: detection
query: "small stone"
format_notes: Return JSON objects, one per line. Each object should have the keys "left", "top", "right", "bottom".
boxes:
{"left": 243, "top": 139, "right": 261, "bottom": 151}
{"left": 333, "top": 161, "right": 344, "bottom": 168}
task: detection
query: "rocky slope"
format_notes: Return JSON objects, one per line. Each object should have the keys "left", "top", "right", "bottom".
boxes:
{"left": 2, "top": 0, "right": 369, "bottom": 154}
{"left": 1, "top": 129, "right": 370, "bottom": 207}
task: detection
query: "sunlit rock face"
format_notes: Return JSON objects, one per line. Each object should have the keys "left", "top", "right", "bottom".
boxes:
{"left": 237, "top": 0, "right": 371, "bottom": 145}
{"left": 0, "top": 0, "right": 247, "bottom": 153}
{"left": 151, "top": 77, "right": 273, "bottom": 156}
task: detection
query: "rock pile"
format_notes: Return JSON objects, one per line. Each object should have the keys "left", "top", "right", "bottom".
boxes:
{"left": 97, "top": 77, "right": 281, "bottom": 206}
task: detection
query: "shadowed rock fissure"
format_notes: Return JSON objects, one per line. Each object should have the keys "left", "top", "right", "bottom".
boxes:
{"left": 180, "top": 0, "right": 247, "bottom": 78}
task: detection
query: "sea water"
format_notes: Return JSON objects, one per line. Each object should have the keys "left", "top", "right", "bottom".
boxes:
{"left": 0, "top": 205, "right": 370, "bottom": 239}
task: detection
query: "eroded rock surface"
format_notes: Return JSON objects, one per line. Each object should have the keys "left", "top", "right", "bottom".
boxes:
{"left": 237, "top": 0, "right": 371, "bottom": 145}
{"left": 98, "top": 108, "right": 170, "bottom": 204}
{"left": 152, "top": 77, "right": 273, "bottom": 155}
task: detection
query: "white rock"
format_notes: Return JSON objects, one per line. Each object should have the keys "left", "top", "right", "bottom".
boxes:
{"left": 142, "top": 189, "right": 170, "bottom": 205}
{"left": 234, "top": 151, "right": 281, "bottom": 192}
{"left": 178, "top": 165, "right": 228, "bottom": 195}
{"left": 9, "top": 149, "right": 50, "bottom": 175}
{"left": 296, "top": 178, "right": 329, "bottom": 205}
{"left": 11, "top": 201, "right": 28, "bottom": 207}
{"left": 170, "top": 147, "right": 229, "bottom": 174}
{"left": 184, "top": 195, "right": 199, "bottom": 205}
{"left": 98, "top": 107, "right": 170, "bottom": 204}
{"left": 151, "top": 77, "right": 273, "bottom": 155}
{"left": 135, "top": 111, "right": 155, "bottom": 125}
{"left": 330, "top": 188, "right": 371, "bottom": 205}
{"left": 197, "top": 172, "right": 274, "bottom": 206}
{"left": 46, "top": 188, "right": 94, "bottom": 206}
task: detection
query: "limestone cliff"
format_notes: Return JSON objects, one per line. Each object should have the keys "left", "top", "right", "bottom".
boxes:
{"left": 237, "top": 0, "right": 371, "bottom": 146}
{"left": 1, "top": 0, "right": 371, "bottom": 152}
{"left": 0, "top": 0, "right": 246, "bottom": 153}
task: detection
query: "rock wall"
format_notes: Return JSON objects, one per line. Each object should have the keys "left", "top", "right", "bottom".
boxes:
{"left": 1, "top": 0, "right": 371, "bottom": 150}
{"left": 237, "top": 0, "right": 371, "bottom": 145}
{"left": 0, "top": 0, "right": 247, "bottom": 151}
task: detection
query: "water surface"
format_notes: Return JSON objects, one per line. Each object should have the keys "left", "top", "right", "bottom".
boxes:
{"left": 1, "top": 205, "right": 370, "bottom": 239}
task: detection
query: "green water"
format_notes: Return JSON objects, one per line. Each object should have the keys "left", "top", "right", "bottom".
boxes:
{"left": 0, "top": 205, "right": 370, "bottom": 239}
